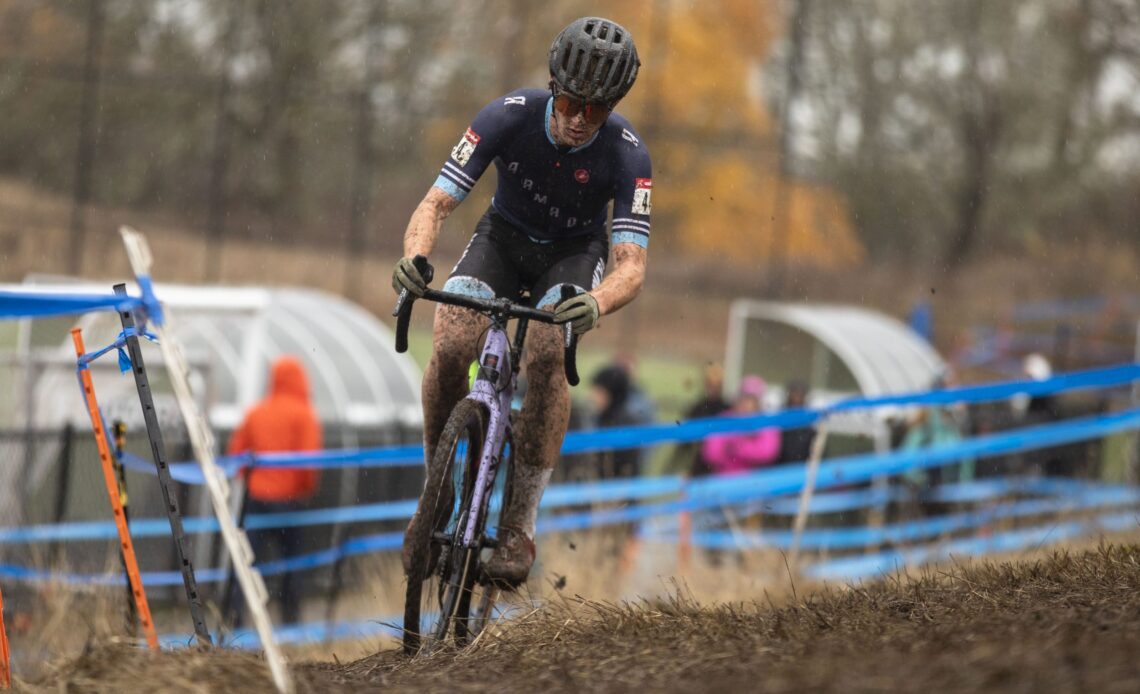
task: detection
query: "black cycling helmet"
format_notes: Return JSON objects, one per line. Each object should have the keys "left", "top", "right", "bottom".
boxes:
{"left": 549, "top": 17, "right": 640, "bottom": 105}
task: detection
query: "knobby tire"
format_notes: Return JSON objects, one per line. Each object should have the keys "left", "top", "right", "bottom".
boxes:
{"left": 403, "top": 399, "right": 486, "bottom": 655}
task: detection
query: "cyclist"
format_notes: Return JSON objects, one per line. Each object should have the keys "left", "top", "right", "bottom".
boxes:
{"left": 392, "top": 16, "right": 652, "bottom": 586}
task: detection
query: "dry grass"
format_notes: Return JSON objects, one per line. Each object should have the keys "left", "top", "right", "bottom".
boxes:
{"left": 325, "top": 542, "right": 1140, "bottom": 693}
{"left": 16, "top": 533, "right": 1140, "bottom": 693}
{"left": 4, "top": 177, "right": 1139, "bottom": 365}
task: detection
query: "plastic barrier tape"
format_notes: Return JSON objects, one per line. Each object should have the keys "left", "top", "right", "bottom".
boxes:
{"left": 117, "top": 362, "right": 1140, "bottom": 480}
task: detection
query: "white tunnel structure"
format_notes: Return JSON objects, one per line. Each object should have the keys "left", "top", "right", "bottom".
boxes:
{"left": 725, "top": 300, "right": 948, "bottom": 449}
{"left": 3, "top": 281, "right": 423, "bottom": 438}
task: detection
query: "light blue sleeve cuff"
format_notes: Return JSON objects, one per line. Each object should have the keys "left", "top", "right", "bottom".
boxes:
{"left": 612, "top": 231, "right": 649, "bottom": 249}
{"left": 433, "top": 175, "right": 469, "bottom": 202}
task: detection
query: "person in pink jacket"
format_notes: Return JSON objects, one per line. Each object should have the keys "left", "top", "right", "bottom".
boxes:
{"left": 700, "top": 376, "right": 781, "bottom": 475}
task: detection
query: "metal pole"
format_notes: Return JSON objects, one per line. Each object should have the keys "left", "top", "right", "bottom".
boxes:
{"left": 113, "top": 284, "right": 213, "bottom": 644}
{"left": 112, "top": 420, "right": 139, "bottom": 637}
{"left": 50, "top": 424, "right": 74, "bottom": 564}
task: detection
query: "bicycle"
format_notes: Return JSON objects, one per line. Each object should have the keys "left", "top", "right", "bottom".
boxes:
{"left": 392, "top": 256, "right": 580, "bottom": 655}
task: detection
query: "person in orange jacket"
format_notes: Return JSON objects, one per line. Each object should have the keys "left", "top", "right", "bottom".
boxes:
{"left": 226, "top": 355, "right": 322, "bottom": 626}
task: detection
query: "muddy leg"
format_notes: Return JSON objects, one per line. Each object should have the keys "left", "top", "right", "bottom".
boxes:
{"left": 501, "top": 320, "right": 570, "bottom": 535}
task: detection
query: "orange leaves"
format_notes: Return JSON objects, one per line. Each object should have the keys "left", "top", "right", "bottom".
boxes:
{"left": 670, "top": 157, "right": 864, "bottom": 268}
{"left": 605, "top": 0, "right": 863, "bottom": 268}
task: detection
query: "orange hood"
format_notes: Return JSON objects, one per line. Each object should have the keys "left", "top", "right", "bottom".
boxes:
{"left": 270, "top": 356, "right": 311, "bottom": 402}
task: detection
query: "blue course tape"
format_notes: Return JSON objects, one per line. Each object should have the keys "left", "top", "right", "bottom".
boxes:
{"left": 4, "top": 408, "right": 1140, "bottom": 549}
{"left": 172, "top": 615, "right": 405, "bottom": 650}
{"left": 0, "top": 289, "right": 143, "bottom": 319}
{"left": 682, "top": 407, "right": 1140, "bottom": 505}
{"left": 662, "top": 486, "right": 1140, "bottom": 551}
{"left": 757, "top": 486, "right": 909, "bottom": 515}
{"left": 751, "top": 477, "right": 1115, "bottom": 514}
{"left": 134, "top": 274, "right": 164, "bottom": 326}
{"left": 0, "top": 531, "right": 405, "bottom": 589}
{"left": 804, "top": 510, "right": 1140, "bottom": 581}
{"left": 120, "top": 362, "right": 1140, "bottom": 479}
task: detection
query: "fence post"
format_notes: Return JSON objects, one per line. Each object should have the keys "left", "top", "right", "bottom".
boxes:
{"left": 788, "top": 418, "right": 830, "bottom": 568}
{"left": 1130, "top": 321, "right": 1139, "bottom": 484}
{"left": 113, "top": 284, "right": 212, "bottom": 644}
{"left": 50, "top": 424, "right": 74, "bottom": 564}
{"left": 111, "top": 420, "right": 139, "bottom": 636}
{"left": 221, "top": 455, "right": 255, "bottom": 630}
{"left": 0, "top": 585, "right": 9, "bottom": 689}
{"left": 70, "top": 328, "right": 158, "bottom": 651}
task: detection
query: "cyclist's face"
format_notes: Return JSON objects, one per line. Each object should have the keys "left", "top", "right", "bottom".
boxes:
{"left": 550, "top": 92, "right": 612, "bottom": 147}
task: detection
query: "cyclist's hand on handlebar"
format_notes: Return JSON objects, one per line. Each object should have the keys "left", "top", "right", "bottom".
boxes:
{"left": 392, "top": 256, "right": 429, "bottom": 298}
{"left": 554, "top": 292, "right": 600, "bottom": 336}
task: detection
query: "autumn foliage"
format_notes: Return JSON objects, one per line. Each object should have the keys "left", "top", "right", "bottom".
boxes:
{"left": 612, "top": 0, "right": 865, "bottom": 268}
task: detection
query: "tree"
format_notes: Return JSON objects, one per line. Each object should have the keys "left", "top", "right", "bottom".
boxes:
{"left": 781, "top": 0, "right": 1140, "bottom": 268}
{"left": 609, "top": 0, "right": 865, "bottom": 268}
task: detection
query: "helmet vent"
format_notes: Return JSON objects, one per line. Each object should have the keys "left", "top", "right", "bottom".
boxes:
{"left": 549, "top": 17, "right": 640, "bottom": 104}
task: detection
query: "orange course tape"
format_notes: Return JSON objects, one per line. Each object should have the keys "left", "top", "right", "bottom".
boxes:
{"left": 71, "top": 329, "right": 160, "bottom": 651}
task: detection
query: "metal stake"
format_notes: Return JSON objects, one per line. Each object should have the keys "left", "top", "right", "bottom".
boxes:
{"left": 114, "top": 283, "right": 213, "bottom": 645}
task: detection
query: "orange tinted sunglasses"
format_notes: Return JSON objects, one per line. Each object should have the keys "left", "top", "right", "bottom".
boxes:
{"left": 552, "top": 92, "right": 613, "bottom": 127}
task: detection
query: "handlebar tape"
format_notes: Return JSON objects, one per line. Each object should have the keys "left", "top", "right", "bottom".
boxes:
{"left": 560, "top": 284, "right": 581, "bottom": 387}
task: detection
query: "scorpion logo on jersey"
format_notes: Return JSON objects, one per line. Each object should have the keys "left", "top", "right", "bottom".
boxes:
{"left": 451, "top": 128, "right": 481, "bottom": 166}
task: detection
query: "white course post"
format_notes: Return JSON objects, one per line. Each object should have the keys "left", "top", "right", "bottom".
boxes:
{"left": 120, "top": 227, "right": 294, "bottom": 694}
{"left": 788, "top": 418, "right": 830, "bottom": 568}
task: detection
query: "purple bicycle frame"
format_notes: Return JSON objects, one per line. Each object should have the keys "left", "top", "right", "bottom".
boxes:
{"left": 459, "top": 325, "right": 515, "bottom": 548}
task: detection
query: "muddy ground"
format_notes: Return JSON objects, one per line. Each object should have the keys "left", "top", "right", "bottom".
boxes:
{"left": 22, "top": 543, "right": 1140, "bottom": 693}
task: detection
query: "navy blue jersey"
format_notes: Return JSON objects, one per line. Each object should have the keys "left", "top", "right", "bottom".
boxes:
{"left": 433, "top": 87, "right": 652, "bottom": 248}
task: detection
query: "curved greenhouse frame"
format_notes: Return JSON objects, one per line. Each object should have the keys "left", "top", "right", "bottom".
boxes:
{"left": 725, "top": 300, "right": 947, "bottom": 448}
{"left": 3, "top": 281, "right": 422, "bottom": 437}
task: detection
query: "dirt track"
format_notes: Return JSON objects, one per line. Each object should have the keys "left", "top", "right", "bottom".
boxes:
{"left": 26, "top": 544, "right": 1140, "bottom": 693}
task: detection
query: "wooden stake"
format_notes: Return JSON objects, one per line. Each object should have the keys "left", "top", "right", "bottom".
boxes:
{"left": 71, "top": 328, "right": 159, "bottom": 651}
{"left": 0, "top": 585, "right": 10, "bottom": 688}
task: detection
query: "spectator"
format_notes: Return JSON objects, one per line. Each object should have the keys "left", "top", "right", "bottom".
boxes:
{"left": 1015, "top": 353, "right": 1074, "bottom": 476}
{"left": 1021, "top": 353, "right": 1061, "bottom": 422}
{"left": 589, "top": 365, "right": 642, "bottom": 479}
{"left": 226, "top": 355, "right": 322, "bottom": 626}
{"left": 900, "top": 407, "right": 969, "bottom": 484}
{"left": 673, "top": 363, "right": 730, "bottom": 478}
{"left": 700, "top": 376, "right": 781, "bottom": 475}
{"left": 776, "top": 379, "right": 814, "bottom": 465}
{"left": 611, "top": 352, "right": 657, "bottom": 427}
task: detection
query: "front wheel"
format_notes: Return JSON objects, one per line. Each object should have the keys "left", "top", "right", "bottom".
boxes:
{"left": 455, "top": 426, "right": 515, "bottom": 642}
{"left": 403, "top": 399, "right": 486, "bottom": 655}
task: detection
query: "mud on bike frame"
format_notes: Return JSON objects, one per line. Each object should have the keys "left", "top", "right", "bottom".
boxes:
{"left": 392, "top": 255, "right": 580, "bottom": 653}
